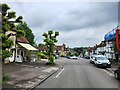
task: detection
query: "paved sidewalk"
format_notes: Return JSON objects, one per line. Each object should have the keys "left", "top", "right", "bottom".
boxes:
{"left": 106, "top": 64, "right": 119, "bottom": 74}
{"left": 2, "top": 61, "right": 61, "bottom": 89}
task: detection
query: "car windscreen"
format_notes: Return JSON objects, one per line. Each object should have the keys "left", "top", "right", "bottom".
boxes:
{"left": 96, "top": 57, "right": 107, "bottom": 60}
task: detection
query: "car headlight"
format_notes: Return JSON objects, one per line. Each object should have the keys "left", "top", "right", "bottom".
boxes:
{"left": 108, "top": 62, "right": 111, "bottom": 64}
{"left": 97, "top": 61, "right": 101, "bottom": 64}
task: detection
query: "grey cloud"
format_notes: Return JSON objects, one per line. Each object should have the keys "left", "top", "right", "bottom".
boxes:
{"left": 51, "top": 2, "right": 118, "bottom": 31}
{"left": 5, "top": 2, "right": 118, "bottom": 47}
{"left": 17, "top": 2, "right": 117, "bottom": 31}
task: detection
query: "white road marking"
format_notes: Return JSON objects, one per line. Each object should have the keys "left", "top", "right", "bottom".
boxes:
{"left": 55, "top": 68, "right": 64, "bottom": 78}
{"left": 103, "top": 69, "right": 114, "bottom": 76}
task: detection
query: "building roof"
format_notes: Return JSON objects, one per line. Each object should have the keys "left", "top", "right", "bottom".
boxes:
{"left": 96, "top": 41, "right": 106, "bottom": 48}
{"left": 38, "top": 46, "right": 48, "bottom": 51}
{"left": 56, "top": 46, "right": 63, "bottom": 51}
{"left": 17, "top": 36, "right": 29, "bottom": 43}
{"left": 38, "top": 44, "right": 67, "bottom": 51}
{"left": 18, "top": 42, "right": 38, "bottom": 51}
{"left": 87, "top": 47, "right": 94, "bottom": 52}
{"left": 38, "top": 43, "right": 70, "bottom": 53}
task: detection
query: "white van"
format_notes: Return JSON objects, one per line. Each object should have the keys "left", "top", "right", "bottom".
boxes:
{"left": 94, "top": 55, "right": 111, "bottom": 68}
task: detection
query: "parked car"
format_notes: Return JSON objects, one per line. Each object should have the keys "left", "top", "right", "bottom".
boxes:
{"left": 84, "top": 56, "right": 90, "bottom": 59}
{"left": 69, "top": 56, "right": 78, "bottom": 59}
{"left": 90, "top": 55, "right": 96, "bottom": 64}
{"left": 31, "top": 57, "right": 36, "bottom": 62}
{"left": 114, "top": 66, "right": 120, "bottom": 80}
{"left": 55, "top": 54, "right": 59, "bottom": 59}
{"left": 66, "top": 56, "right": 70, "bottom": 59}
{"left": 5, "top": 56, "right": 14, "bottom": 63}
{"left": 94, "top": 55, "right": 111, "bottom": 68}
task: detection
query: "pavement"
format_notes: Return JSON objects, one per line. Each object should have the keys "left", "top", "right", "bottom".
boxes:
{"left": 34, "top": 57, "right": 120, "bottom": 88}
{"left": 106, "top": 64, "right": 119, "bottom": 74}
{"left": 2, "top": 57, "right": 120, "bottom": 89}
{"left": 2, "top": 60, "right": 61, "bottom": 90}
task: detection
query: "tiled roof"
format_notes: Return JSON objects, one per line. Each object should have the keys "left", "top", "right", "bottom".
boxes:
{"left": 56, "top": 46, "right": 63, "bottom": 51}
{"left": 87, "top": 47, "right": 94, "bottom": 52}
{"left": 38, "top": 45, "right": 66, "bottom": 51}
{"left": 38, "top": 46, "right": 48, "bottom": 51}
{"left": 17, "top": 36, "right": 29, "bottom": 43}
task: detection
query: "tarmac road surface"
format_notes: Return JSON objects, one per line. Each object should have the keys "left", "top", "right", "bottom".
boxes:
{"left": 34, "top": 57, "right": 120, "bottom": 88}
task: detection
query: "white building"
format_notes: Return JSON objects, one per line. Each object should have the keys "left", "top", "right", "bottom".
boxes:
{"left": 5, "top": 30, "right": 38, "bottom": 63}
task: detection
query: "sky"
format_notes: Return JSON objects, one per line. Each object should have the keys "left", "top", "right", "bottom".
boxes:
{"left": 2, "top": 0, "right": 118, "bottom": 48}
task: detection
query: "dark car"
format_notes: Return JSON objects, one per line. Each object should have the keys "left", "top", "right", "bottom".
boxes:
{"left": 84, "top": 56, "right": 90, "bottom": 59}
{"left": 114, "top": 66, "right": 120, "bottom": 80}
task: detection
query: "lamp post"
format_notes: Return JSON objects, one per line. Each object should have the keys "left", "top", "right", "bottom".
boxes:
{"left": 13, "top": 33, "right": 17, "bottom": 62}
{"left": 10, "top": 31, "right": 17, "bottom": 63}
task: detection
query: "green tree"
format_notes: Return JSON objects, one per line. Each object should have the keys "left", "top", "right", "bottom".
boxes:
{"left": 0, "top": 4, "right": 24, "bottom": 62}
{"left": 37, "top": 52, "right": 47, "bottom": 60}
{"left": 16, "top": 22, "right": 35, "bottom": 45}
{"left": 42, "top": 30, "right": 59, "bottom": 65}
{"left": 38, "top": 43, "right": 45, "bottom": 47}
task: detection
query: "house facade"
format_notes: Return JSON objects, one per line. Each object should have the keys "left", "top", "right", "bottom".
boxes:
{"left": 38, "top": 44, "right": 70, "bottom": 57}
{"left": 5, "top": 30, "right": 38, "bottom": 63}
{"left": 92, "top": 29, "right": 120, "bottom": 63}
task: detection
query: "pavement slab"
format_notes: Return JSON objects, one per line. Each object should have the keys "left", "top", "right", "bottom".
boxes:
{"left": 2, "top": 61, "right": 61, "bottom": 90}
{"left": 106, "top": 64, "right": 119, "bottom": 74}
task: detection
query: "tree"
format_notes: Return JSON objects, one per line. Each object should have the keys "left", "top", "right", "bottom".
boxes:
{"left": 16, "top": 22, "right": 35, "bottom": 45}
{"left": 0, "top": 4, "right": 24, "bottom": 62}
{"left": 38, "top": 43, "right": 45, "bottom": 47}
{"left": 42, "top": 30, "right": 59, "bottom": 65}
{"left": 37, "top": 52, "right": 47, "bottom": 60}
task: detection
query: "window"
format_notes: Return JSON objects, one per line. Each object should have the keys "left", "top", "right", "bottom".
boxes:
{"left": 96, "top": 57, "right": 107, "bottom": 60}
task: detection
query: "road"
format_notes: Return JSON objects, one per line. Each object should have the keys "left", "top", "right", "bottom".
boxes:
{"left": 34, "top": 57, "right": 120, "bottom": 88}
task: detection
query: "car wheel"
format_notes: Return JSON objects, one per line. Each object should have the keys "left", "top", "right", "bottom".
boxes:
{"left": 114, "top": 72, "right": 118, "bottom": 79}
{"left": 108, "top": 65, "right": 111, "bottom": 68}
{"left": 94, "top": 63, "right": 97, "bottom": 66}
{"left": 96, "top": 64, "right": 99, "bottom": 68}
{"left": 90, "top": 61, "right": 91, "bottom": 63}
{"left": 96, "top": 64, "right": 99, "bottom": 67}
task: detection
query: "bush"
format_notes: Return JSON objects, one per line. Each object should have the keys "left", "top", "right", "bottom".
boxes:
{"left": 2, "top": 75, "right": 11, "bottom": 84}
{"left": 37, "top": 52, "right": 47, "bottom": 59}
{"left": 2, "top": 50, "right": 12, "bottom": 61}
{"left": 46, "top": 62, "right": 56, "bottom": 66}
{"left": 42, "top": 52, "right": 48, "bottom": 55}
{"left": 46, "top": 55, "right": 55, "bottom": 65}
{"left": 49, "top": 55, "right": 54, "bottom": 62}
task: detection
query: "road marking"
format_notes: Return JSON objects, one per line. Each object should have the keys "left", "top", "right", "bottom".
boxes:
{"left": 103, "top": 69, "right": 114, "bottom": 76}
{"left": 55, "top": 68, "right": 64, "bottom": 78}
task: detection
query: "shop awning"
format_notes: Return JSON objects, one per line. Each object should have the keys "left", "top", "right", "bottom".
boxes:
{"left": 104, "top": 29, "right": 116, "bottom": 41}
{"left": 18, "top": 43, "right": 38, "bottom": 51}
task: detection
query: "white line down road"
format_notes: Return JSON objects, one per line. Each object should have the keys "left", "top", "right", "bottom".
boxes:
{"left": 55, "top": 68, "right": 64, "bottom": 78}
{"left": 103, "top": 69, "right": 114, "bottom": 76}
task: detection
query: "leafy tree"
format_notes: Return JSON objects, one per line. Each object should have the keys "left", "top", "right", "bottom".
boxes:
{"left": 42, "top": 30, "right": 59, "bottom": 65}
{"left": 37, "top": 52, "right": 47, "bottom": 60}
{"left": 16, "top": 22, "right": 35, "bottom": 45}
{"left": 38, "top": 43, "right": 45, "bottom": 47}
{"left": 0, "top": 4, "right": 24, "bottom": 62}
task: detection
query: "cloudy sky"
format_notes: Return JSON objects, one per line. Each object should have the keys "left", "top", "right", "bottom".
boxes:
{"left": 3, "top": 0, "right": 118, "bottom": 47}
